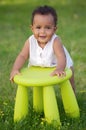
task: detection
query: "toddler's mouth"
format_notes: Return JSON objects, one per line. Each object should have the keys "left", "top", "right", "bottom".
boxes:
{"left": 39, "top": 36, "right": 46, "bottom": 39}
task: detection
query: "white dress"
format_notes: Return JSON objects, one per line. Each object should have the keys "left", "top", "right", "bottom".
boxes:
{"left": 28, "top": 34, "right": 73, "bottom": 68}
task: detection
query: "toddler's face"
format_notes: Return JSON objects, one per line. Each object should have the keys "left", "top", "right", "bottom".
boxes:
{"left": 31, "top": 14, "right": 57, "bottom": 46}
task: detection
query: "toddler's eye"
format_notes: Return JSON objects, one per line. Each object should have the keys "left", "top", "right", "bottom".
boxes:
{"left": 36, "top": 26, "right": 41, "bottom": 29}
{"left": 46, "top": 26, "right": 51, "bottom": 29}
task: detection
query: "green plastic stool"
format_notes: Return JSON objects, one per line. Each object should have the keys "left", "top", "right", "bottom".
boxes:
{"left": 14, "top": 66, "right": 80, "bottom": 126}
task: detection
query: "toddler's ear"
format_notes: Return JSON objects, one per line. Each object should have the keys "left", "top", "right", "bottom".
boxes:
{"left": 54, "top": 26, "right": 57, "bottom": 31}
{"left": 30, "top": 25, "right": 33, "bottom": 31}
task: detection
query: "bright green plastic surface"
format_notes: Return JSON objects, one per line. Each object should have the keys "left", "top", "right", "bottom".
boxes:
{"left": 14, "top": 66, "right": 80, "bottom": 123}
{"left": 14, "top": 85, "right": 29, "bottom": 121}
{"left": 14, "top": 66, "right": 72, "bottom": 87}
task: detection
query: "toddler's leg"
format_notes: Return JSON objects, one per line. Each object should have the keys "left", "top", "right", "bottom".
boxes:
{"left": 70, "top": 66, "right": 75, "bottom": 93}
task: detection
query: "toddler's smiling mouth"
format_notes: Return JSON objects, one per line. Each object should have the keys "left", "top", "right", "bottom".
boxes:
{"left": 39, "top": 36, "right": 46, "bottom": 39}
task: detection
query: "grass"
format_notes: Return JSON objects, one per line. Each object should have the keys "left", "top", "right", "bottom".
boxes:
{"left": 0, "top": 0, "right": 86, "bottom": 129}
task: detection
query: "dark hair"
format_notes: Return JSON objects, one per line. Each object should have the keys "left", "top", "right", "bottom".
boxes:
{"left": 31, "top": 5, "right": 58, "bottom": 26}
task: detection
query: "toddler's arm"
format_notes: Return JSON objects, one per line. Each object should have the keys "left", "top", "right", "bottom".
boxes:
{"left": 10, "top": 40, "right": 29, "bottom": 81}
{"left": 51, "top": 37, "right": 66, "bottom": 77}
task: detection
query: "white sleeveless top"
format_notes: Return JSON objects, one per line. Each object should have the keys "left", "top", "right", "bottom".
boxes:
{"left": 28, "top": 34, "right": 73, "bottom": 68}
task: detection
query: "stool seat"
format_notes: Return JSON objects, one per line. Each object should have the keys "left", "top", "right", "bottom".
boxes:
{"left": 14, "top": 66, "right": 72, "bottom": 86}
{"left": 13, "top": 66, "right": 80, "bottom": 126}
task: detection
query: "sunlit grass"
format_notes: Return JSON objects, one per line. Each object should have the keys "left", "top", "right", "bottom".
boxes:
{"left": 0, "top": 92, "right": 86, "bottom": 130}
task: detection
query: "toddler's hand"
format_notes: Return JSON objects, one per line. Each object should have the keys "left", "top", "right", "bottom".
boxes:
{"left": 50, "top": 69, "right": 66, "bottom": 77}
{"left": 10, "top": 70, "right": 20, "bottom": 82}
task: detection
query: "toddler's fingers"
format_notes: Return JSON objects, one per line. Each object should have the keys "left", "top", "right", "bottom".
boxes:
{"left": 10, "top": 71, "right": 21, "bottom": 82}
{"left": 57, "top": 71, "right": 66, "bottom": 77}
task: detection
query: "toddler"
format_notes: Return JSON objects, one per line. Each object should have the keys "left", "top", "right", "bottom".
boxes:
{"left": 10, "top": 5, "right": 75, "bottom": 92}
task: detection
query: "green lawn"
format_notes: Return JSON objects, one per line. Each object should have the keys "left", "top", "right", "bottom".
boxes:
{"left": 0, "top": 0, "right": 86, "bottom": 130}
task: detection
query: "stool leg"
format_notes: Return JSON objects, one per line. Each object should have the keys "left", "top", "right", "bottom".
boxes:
{"left": 14, "top": 85, "right": 29, "bottom": 122}
{"left": 43, "top": 86, "right": 61, "bottom": 126}
{"left": 33, "top": 87, "right": 43, "bottom": 112}
{"left": 60, "top": 80, "right": 80, "bottom": 118}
